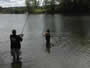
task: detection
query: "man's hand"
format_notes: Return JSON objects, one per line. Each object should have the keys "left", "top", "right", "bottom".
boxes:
{"left": 19, "top": 34, "right": 24, "bottom": 37}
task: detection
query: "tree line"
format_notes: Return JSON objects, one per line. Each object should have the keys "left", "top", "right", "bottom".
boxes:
{"left": 25, "top": 0, "right": 90, "bottom": 13}
{"left": 0, "top": 0, "right": 90, "bottom": 14}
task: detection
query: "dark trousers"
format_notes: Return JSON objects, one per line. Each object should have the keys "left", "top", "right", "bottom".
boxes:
{"left": 11, "top": 48, "right": 21, "bottom": 61}
{"left": 46, "top": 40, "right": 51, "bottom": 53}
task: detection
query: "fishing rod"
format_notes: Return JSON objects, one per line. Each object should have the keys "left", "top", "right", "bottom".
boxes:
{"left": 21, "top": 12, "right": 29, "bottom": 34}
{"left": 0, "top": 13, "right": 29, "bottom": 43}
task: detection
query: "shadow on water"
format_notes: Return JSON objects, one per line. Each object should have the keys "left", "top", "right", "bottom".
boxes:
{"left": 11, "top": 59, "right": 22, "bottom": 68}
{"left": 43, "top": 14, "right": 56, "bottom": 33}
{"left": 11, "top": 49, "right": 22, "bottom": 68}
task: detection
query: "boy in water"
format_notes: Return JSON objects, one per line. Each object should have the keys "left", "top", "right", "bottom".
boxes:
{"left": 44, "top": 29, "right": 51, "bottom": 53}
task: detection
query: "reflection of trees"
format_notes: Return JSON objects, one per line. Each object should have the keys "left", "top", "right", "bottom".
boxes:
{"left": 11, "top": 61, "right": 22, "bottom": 68}
{"left": 11, "top": 56, "right": 22, "bottom": 68}
{"left": 63, "top": 17, "right": 85, "bottom": 37}
{"left": 44, "top": 15, "right": 56, "bottom": 33}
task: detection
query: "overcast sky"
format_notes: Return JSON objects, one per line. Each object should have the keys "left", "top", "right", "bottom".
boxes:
{"left": 0, "top": 0, "right": 25, "bottom": 7}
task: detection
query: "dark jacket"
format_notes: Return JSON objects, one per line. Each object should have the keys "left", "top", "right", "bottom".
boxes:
{"left": 10, "top": 34, "right": 23, "bottom": 49}
{"left": 45, "top": 32, "right": 50, "bottom": 42}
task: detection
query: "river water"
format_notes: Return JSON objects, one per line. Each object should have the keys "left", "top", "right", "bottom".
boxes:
{"left": 0, "top": 14, "right": 90, "bottom": 68}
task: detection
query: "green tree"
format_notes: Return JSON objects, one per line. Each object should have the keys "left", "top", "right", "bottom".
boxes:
{"left": 26, "top": 0, "right": 34, "bottom": 13}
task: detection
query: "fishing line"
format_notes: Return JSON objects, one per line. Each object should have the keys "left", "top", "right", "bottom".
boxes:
{"left": 1, "top": 13, "right": 29, "bottom": 43}
{"left": 21, "top": 12, "right": 29, "bottom": 34}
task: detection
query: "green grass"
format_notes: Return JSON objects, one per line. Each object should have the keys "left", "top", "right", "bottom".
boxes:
{"left": 32, "top": 8, "right": 47, "bottom": 13}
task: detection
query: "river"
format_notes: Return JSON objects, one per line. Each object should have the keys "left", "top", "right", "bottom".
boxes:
{"left": 0, "top": 14, "right": 90, "bottom": 68}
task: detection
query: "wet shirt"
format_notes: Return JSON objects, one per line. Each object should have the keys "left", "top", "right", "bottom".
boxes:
{"left": 10, "top": 34, "right": 22, "bottom": 49}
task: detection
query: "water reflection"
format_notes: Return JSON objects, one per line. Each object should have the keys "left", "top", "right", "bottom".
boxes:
{"left": 11, "top": 56, "right": 22, "bottom": 68}
{"left": 43, "top": 14, "right": 87, "bottom": 47}
{"left": 44, "top": 15, "right": 56, "bottom": 33}
{"left": 63, "top": 18, "right": 85, "bottom": 37}
{"left": 62, "top": 17, "right": 86, "bottom": 45}
{"left": 11, "top": 49, "right": 22, "bottom": 68}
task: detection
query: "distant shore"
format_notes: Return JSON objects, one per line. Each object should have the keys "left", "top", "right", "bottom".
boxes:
{"left": 0, "top": 7, "right": 90, "bottom": 14}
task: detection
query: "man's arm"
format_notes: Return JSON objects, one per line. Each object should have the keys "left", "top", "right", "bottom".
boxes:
{"left": 18, "top": 35, "right": 23, "bottom": 42}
